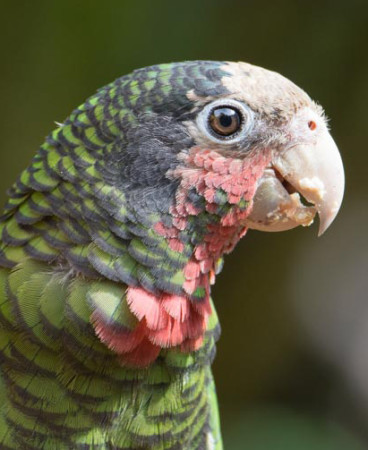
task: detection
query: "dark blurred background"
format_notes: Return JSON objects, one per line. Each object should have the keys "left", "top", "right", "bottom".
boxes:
{"left": 1, "top": 1, "right": 367, "bottom": 448}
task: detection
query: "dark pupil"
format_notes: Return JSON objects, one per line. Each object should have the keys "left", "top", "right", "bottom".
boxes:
{"left": 209, "top": 107, "right": 241, "bottom": 136}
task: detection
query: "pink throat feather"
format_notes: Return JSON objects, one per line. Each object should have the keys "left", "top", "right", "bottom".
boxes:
{"left": 93, "top": 147, "right": 271, "bottom": 367}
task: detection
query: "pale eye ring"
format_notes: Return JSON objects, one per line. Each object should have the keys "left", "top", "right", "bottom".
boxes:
{"left": 197, "top": 99, "right": 254, "bottom": 144}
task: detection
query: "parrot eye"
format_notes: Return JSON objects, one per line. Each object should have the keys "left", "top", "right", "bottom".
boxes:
{"left": 209, "top": 107, "right": 241, "bottom": 137}
{"left": 197, "top": 99, "right": 254, "bottom": 144}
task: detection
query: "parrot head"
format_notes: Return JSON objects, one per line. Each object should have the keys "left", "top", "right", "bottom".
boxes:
{"left": 109, "top": 60, "right": 344, "bottom": 243}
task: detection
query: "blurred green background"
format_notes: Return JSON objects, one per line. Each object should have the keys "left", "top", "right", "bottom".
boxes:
{"left": 1, "top": 1, "right": 367, "bottom": 448}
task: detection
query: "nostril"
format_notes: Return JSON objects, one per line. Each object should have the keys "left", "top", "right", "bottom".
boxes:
{"left": 308, "top": 120, "right": 317, "bottom": 131}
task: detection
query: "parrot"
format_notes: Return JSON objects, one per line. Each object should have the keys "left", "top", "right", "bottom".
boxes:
{"left": 0, "top": 60, "right": 344, "bottom": 449}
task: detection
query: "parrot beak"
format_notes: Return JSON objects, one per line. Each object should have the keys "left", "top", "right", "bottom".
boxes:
{"left": 246, "top": 128, "right": 345, "bottom": 236}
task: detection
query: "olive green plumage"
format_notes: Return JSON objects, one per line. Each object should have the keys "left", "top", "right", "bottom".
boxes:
{"left": 0, "top": 62, "right": 227, "bottom": 449}
{"left": 0, "top": 261, "right": 220, "bottom": 449}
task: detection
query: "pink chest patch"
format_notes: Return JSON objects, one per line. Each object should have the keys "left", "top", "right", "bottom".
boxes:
{"left": 92, "top": 288, "right": 210, "bottom": 367}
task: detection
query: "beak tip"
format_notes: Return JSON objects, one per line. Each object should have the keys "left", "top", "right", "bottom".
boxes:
{"left": 317, "top": 201, "right": 343, "bottom": 237}
{"left": 317, "top": 224, "right": 327, "bottom": 237}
